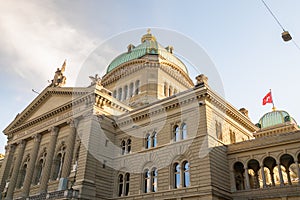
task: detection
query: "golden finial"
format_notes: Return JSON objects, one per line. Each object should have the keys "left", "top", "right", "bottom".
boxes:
{"left": 141, "top": 28, "right": 156, "bottom": 43}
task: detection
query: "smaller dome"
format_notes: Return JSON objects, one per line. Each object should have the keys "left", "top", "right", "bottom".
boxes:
{"left": 257, "top": 110, "right": 297, "bottom": 129}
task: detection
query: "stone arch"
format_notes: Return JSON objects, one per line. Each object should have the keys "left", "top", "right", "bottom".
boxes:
{"left": 280, "top": 154, "right": 295, "bottom": 185}
{"left": 263, "top": 156, "right": 277, "bottom": 186}
{"left": 247, "top": 159, "right": 260, "bottom": 189}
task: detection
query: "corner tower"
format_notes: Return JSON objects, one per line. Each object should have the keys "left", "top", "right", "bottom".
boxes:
{"left": 101, "top": 30, "right": 194, "bottom": 107}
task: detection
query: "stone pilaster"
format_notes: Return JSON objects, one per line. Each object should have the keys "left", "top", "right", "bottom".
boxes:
{"left": 39, "top": 127, "right": 59, "bottom": 193}
{"left": 0, "top": 145, "right": 15, "bottom": 197}
{"left": 5, "top": 140, "right": 26, "bottom": 200}
{"left": 22, "top": 134, "right": 41, "bottom": 197}
{"left": 230, "top": 170, "right": 236, "bottom": 192}
{"left": 61, "top": 119, "right": 78, "bottom": 178}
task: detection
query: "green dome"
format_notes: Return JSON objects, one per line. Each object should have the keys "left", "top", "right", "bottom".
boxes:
{"left": 257, "top": 110, "right": 297, "bottom": 129}
{"left": 106, "top": 31, "right": 188, "bottom": 74}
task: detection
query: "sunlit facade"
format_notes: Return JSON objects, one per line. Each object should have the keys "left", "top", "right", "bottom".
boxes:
{"left": 0, "top": 31, "right": 299, "bottom": 200}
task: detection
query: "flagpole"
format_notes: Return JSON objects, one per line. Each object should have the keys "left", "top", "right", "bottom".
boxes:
{"left": 270, "top": 89, "right": 276, "bottom": 111}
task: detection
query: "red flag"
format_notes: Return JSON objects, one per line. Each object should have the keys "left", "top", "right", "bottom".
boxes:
{"left": 262, "top": 92, "right": 273, "bottom": 105}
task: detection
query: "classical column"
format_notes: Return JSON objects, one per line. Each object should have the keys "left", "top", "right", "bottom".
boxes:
{"left": 0, "top": 145, "right": 15, "bottom": 196}
{"left": 270, "top": 170, "right": 275, "bottom": 186}
{"left": 39, "top": 127, "right": 59, "bottom": 193}
{"left": 244, "top": 167, "right": 250, "bottom": 190}
{"left": 260, "top": 165, "right": 267, "bottom": 188}
{"left": 277, "top": 163, "right": 284, "bottom": 186}
{"left": 61, "top": 119, "right": 78, "bottom": 178}
{"left": 22, "top": 134, "right": 41, "bottom": 197}
{"left": 286, "top": 168, "right": 292, "bottom": 185}
{"left": 5, "top": 140, "right": 26, "bottom": 200}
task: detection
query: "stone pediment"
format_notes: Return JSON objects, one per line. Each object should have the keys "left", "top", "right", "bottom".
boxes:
{"left": 3, "top": 86, "right": 89, "bottom": 134}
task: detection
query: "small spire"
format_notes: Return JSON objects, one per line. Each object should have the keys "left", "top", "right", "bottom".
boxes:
{"left": 147, "top": 28, "right": 151, "bottom": 34}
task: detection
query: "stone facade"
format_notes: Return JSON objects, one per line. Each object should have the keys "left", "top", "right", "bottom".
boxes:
{"left": 0, "top": 31, "right": 299, "bottom": 200}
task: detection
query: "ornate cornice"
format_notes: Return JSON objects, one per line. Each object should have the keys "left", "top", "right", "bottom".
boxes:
{"left": 101, "top": 58, "right": 193, "bottom": 88}
{"left": 204, "top": 88, "right": 258, "bottom": 132}
{"left": 228, "top": 130, "right": 300, "bottom": 154}
{"left": 254, "top": 123, "right": 299, "bottom": 138}
{"left": 115, "top": 86, "right": 207, "bottom": 127}
{"left": 4, "top": 87, "right": 90, "bottom": 133}
{"left": 5, "top": 86, "right": 131, "bottom": 136}
{"left": 113, "top": 85, "right": 257, "bottom": 135}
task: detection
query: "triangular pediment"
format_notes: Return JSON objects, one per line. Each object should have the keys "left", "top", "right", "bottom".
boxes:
{"left": 25, "top": 94, "right": 72, "bottom": 122}
{"left": 4, "top": 86, "right": 90, "bottom": 134}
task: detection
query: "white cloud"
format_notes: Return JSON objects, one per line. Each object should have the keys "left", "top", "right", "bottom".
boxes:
{"left": 0, "top": 0, "right": 98, "bottom": 88}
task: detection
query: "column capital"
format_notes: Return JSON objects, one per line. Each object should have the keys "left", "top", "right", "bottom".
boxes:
{"left": 48, "top": 126, "right": 59, "bottom": 136}
{"left": 68, "top": 118, "right": 79, "bottom": 128}
{"left": 82, "top": 110, "right": 93, "bottom": 119}
{"left": 17, "top": 139, "right": 26, "bottom": 147}
{"left": 5, "top": 144, "right": 16, "bottom": 153}
{"left": 32, "top": 133, "right": 42, "bottom": 142}
{"left": 260, "top": 164, "right": 264, "bottom": 168}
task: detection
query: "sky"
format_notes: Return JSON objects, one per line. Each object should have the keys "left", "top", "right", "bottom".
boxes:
{"left": 0, "top": 0, "right": 300, "bottom": 153}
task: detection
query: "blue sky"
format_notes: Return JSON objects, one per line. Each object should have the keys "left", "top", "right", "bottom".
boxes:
{"left": 0, "top": 0, "right": 300, "bottom": 153}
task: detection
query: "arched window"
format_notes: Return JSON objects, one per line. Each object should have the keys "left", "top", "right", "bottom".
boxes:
{"left": 164, "top": 83, "right": 168, "bottom": 96}
{"left": 129, "top": 82, "right": 134, "bottom": 97}
{"left": 183, "top": 161, "right": 190, "bottom": 187}
{"left": 216, "top": 121, "right": 222, "bottom": 140}
{"left": 18, "top": 163, "right": 27, "bottom": 188}
{"left": 144, "top": 169, "right": 150, "bottom": 193}
{"left": 124, "top": 85, "right": 128, "bottom": 100}
{"left": 127, "top": 139, "right": 131, "bottom": 153}
{"left": 118, "top": 88, "right": 123, "bottom": 100}
{"left": 113, "top": 90, "right": 117, "bottom": 98}
{"left": 135, "top": 80, "right": 140, "bottom": 95}
{"left": 169, "top": 86, "right": 173, "bottom": 96}
{"left": 117, "top": 173, "right": 130, "bottom": 196}
{"left": 34, "top": 159, "right": 44, "bottom": 185}
{"left": 174, "top": 88, "right": 178, "bottom": 94}
{"left": 52, "top": 153, "right": 63, "bottom": 180}
{"left": 174, "top": 163, "right": 180, "bottom": 188}
{"left": 146, "top": 134, "right": 151, "bottom": 149}
{"left": 121, "top": 140, "right": 126, "bottom": 155}
{"left": 181, "top": 123, "right": 187, "bottom": 140}
{"left": 152, "top": 132, "right": 157, "bottom": 148}
{"left": 152, "top": 168, "right": 158, "bottom": 192}
{"left": 118, "top": 174, "right": 123, "bottom": 197}
{"left": 174, "top": 125, "right": 180, "bottom": 142}
{"left": 125, "top": 173, "right": 130, "bottom": 196}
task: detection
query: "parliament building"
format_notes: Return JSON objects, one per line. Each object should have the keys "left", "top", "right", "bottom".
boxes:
{"left": 0, "top": 31, "right": 299, "bottom": 200}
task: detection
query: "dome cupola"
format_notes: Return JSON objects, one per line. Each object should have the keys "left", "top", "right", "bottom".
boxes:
{"left": 105, "top": 29, "right": 188, "bottom": 75}
{"left": 254, "top": 110, "right": 299, "bottom": 138}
